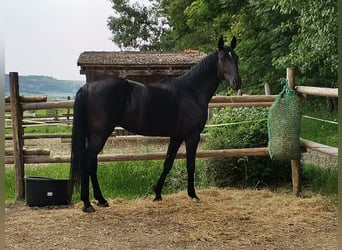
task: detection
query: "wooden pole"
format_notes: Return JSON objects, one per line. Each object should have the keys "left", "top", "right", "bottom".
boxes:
{"left": 211, "top": 95, "right": 277, "bottom": 103}
{"left": 209, "top": 102, "right": 273, "bottom": 108}
{"left": 7, "top": 147, "right": 269, "bottom": 164}
{"left": 286, "top": 68, "right": 302, "bottom": 197}
{"left": 9, "top": 72, "right": 25, "bottom": 200}
{"left": 264, "top": 83, "right": 271, "bottom": 95}
{"left": 5, "top": 95, "right": 47, "bottom": 103}
{"left": 295, "top": 86, "right": 338, "bottom": 98}
{"left": 22, "top": 100, "right": 74, "bottom": 110}
{"left": 300, "top": 139, "right": 338, "bottom": 156}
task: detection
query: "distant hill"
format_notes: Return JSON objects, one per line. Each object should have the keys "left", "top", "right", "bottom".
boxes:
{"left": 5, "top": 74, "right": 85, "bottom": 99}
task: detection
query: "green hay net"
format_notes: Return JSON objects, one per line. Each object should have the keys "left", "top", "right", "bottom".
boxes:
{"left": 267, "top": 82, "right": 303, "bottom": 160}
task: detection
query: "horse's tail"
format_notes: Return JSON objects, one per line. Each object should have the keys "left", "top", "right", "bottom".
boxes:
{"left": 70, "top": 85, "right": 88, "bottom": 193}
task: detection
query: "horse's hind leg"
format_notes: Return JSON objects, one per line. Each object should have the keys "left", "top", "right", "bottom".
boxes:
{"left": 154, "top": 137, "right": 183, "bottom": 201}
{"left": 82, "top": 133, "right": 110, "bottom": 212}
{"left": 89, "top": 159, "right": 109, "bottom": 207}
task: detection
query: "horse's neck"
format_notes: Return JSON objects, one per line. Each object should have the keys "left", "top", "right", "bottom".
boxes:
{"left": 190, "top": 73, "right": 219, "bottom": 105}
{"left": 175, "top": 54, "right": 220, "bottom": 104}
{"left": 186, "top": 55, "right": 220, "bottom": 104}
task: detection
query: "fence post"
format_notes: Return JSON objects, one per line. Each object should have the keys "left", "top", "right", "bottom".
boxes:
{"left": 67, "top": 96, "right": 70, "bottom": 120}
{"left": 9, "top": 72, "right": 25, "bottom": 200}
{"left": 264, "top": 82, "right": 271, "bottom": 95}
{"left": 286, "top": 68, "right": 302, "bottom": 197}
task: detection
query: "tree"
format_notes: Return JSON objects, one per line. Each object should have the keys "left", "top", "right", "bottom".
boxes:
{"left": 107, "top": 0, "right": 337, "bottom": 91}
{"left": 160, "top": 0, "right": 247, "bottom": 52}
{"left": 275, "top": 0, "right": 338, "bottom": 87}
{"left": 107, "top": 0, "right": 168, "bottom": 51}
{"left": 227, "top": 1, "right": 296, "bottom": 93}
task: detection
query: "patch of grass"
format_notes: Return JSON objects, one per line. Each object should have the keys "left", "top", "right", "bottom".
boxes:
{"left": 5, "top": 160, "right": 209, "bottom": 203}
{"left": 5, "top": 164, "right": 70, "bottom": 202}
{"left": 301, "top": 102, "right": 337, "bottom": 147}
{"left": 34, "top": 108, "right": 72, "bottom": 118}
{"left": 302, "top": 164, "right": 338, "bottom": 196}
{"left": 96, "top": 161, "right": 162, "bottom": 199}
{"left": 24, "top": 125, "right": 72, "bottom": 134}
{"left": 301, "top": 117, "right": 337, "bottom": 147}
{"left": 96, "top": 159, "right": 209, "bottom": 200}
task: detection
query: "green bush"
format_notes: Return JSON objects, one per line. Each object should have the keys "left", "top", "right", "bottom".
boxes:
{"left": 204, "top": 107, "right": 291, "bottom": 188}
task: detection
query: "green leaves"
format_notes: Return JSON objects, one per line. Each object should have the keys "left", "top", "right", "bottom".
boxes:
{"left": 204, "top": 107, "right": 291, "bottom": 187}
{"left": 107, "top": 0, "right": 168, "bottom": 50}
{"left": 275, "top": 0, "right": 337, "bottom": 81}
{"left": 107, "top": 0, "right": 337, "bottom": 90}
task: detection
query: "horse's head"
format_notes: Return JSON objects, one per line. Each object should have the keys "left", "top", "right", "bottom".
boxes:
{"left": 217, "top": 36, "right": 242, "bottom": 91}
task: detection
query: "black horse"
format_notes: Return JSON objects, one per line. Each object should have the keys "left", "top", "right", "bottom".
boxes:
{"left": 70, "top": 36, "right": 242, "bottom": 212}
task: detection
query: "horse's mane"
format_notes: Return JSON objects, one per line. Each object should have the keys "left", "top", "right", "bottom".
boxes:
{"left": 167, "top": 51, "right": 218, "bottom": 90}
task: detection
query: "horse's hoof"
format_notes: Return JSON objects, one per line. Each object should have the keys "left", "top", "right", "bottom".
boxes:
{"left": 192, "top": 197, "right": 200, "bottom": 203}
{"left": 97, "top": 201, "right": 109, "bottom": 207}
{"left": 189, "top": 193, "right": 200, "bottom": 202}
{"left": 82, "top": 205, "right": 96, "bottom": 213}
{"left": 153, "top": 196, "right": 162, "bottom": 202}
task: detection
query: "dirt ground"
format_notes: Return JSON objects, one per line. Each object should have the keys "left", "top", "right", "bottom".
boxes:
{"left": 5, "top": 188, "right": 337, "bottom": 250}
{"left": 5, "top": 136, "right": 338, "bottom": 249}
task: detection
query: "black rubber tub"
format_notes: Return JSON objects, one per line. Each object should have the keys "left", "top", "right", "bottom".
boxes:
{"left": 25, "top": 176, "right": 73, "bottom": 207}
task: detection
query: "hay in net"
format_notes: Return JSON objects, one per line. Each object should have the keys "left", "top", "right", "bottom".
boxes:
{"left": 267, "top": 82, "right": 303, "bottom": 160}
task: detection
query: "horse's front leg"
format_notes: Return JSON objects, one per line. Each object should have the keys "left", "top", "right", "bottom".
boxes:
{"left": 154, "top": 137, "right": 183, "bottom": 201}
{"left": 185, "top": 132, "right": 200, "bottom": 200}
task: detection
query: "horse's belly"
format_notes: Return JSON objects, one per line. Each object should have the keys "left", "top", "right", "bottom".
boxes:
{"left": 120, "top": 85, "right": 180, "bottom": 136}
{"left": 121, "top": 118, "right": 177, "bottom": 137}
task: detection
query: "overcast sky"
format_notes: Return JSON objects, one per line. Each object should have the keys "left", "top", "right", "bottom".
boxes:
{"left": 4, "top": 0, "right": 120, "bottom": 80}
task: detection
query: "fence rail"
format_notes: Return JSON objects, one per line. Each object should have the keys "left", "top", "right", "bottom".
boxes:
{"left": 5, "top": 147, "right": 270, "bottom": 164}
{"left": 295, "top": 86, "right": 338, "bottom": 97}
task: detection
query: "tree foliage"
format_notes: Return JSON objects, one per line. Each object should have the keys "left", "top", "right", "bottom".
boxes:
{"left": 275, "top": 0, "right": 338, "bottom": 86}
{"left": 107, "top": 0, "right": 337, "bottom": 92}
{"left": 107, "top": 0, "right": 168, "bottom": 50}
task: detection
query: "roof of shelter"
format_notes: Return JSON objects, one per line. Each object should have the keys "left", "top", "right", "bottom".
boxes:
{"left": 77, "top": 51, "right": 207, "bottom": 66}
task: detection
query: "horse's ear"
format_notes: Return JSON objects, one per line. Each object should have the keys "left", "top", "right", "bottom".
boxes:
{"left": 218, "top": 36, "right": 224, "bottom": 50}
{"left": 231, "top": 36, "right": 237, "bottom": 49}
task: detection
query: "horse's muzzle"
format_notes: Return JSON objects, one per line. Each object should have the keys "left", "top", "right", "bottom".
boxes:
{"left": 232, "top": 78, "right": 242, "bottom": 91}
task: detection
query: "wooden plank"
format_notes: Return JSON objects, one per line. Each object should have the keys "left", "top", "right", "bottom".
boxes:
{"left": 300, "top": 139, "right": 338, "bottom": 156}
{"left": 296, "top": 86, "right": 338, "bottom": 98}
{"left": 209, "top": 102, "right": 273, "bottom": 108}
{"left": 5, "top": 103, "right": 11, "bottom": 112}
{"left": 22, "top": 100, "right": 74, "bottom": 110}
{"left": 21, "top": 147, "right": 269, "bottom": 164}
{"left": 5, "top": 157, "right": 14, "bottom": 165}
{"left": 9, "top": 72, "right": 25, "bottom": 200}
{"left": 211, "top": 95, "right": 277, "bottom": 103}
{"left": 6, "top": 133, "right": 72, "bottom": 140}
{"left": 5, "top": 148, "right": 50, "bottom": 156}
{"left": 7, "top": 101, "right": 274, "bottom": 114}
{"left": 13, "top": 95, "right": 278, "bottom": 112}
{"left": 5, "top": 95, "right": 47, "bottom": 103}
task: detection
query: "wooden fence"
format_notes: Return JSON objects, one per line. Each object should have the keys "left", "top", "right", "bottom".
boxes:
{"left": 6, "top": 69, "right": 338, "bottom": 201}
